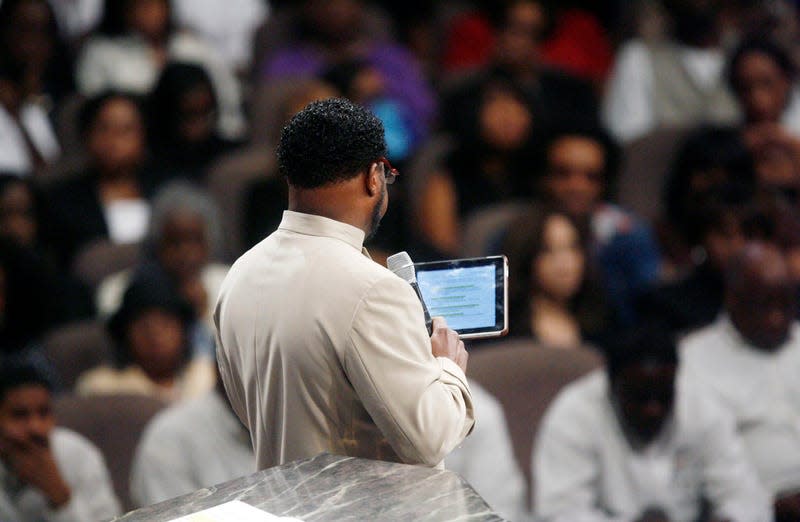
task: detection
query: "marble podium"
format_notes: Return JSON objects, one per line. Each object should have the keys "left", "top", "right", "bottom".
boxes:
{"left": 111, "top": 453, "right": 506, "bottom": 521}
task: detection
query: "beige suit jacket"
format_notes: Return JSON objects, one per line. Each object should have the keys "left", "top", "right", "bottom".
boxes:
{"left": 215, "top": 211, "right": 475, "bottom": 470}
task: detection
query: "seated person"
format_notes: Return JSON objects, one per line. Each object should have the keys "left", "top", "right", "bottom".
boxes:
{"left": 536, "top": 125, "right": 661, "bottom": 325}
{"left": 76, "top": 270, "right": 215, "bottom": 402}
{"left": 129, "top": 374, "right": 254, "bottom": 507}
{"left": 446, "top": 381, "right": 526, "bottom": 522}
{"left": 534, "top": 323, "right": 771, "bottom": 521}
{"left": 0, "top": 357, "right": 120, "bottom": 521}
{"left": 502, "top": 206, "right": 612, "bottom": 347}
{"left": 96, "top": 182, "right": 228, "bottom": 332}
{"left": 681, "top": 242, "right": 800, "bottom": 521}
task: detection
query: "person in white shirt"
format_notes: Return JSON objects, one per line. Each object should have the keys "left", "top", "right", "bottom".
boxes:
{"left": 446, "top": 381, "right": 526, "bottom": 522}
{"left": 0, "top": 357, "right": 121, "bottom": 522}
{"left": 534, "top": 322, "right": 771, "bottom": 522}
{"left": 129, "top": 378, "right": 254, "bottom": 508}
{"left": 603, "top": 0, "right": 739, "bottom": 143}
{"left": 681, "top": 241, "right": 800, "bottom": 521}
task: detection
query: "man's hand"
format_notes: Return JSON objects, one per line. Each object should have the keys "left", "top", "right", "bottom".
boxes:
{"left": 1, "top": 435, "right": 71, "bottom": 508}
{"left": 430, "top": 317, "right": 468, "bottom": 373}
{"left": 775, "top": 490, "right": 800, "bottom": 522}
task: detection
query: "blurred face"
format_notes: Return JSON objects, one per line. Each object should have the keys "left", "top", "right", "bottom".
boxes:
{"left": 728, "top": 260, "right": 796, "bottom": 351}
{"left": 158, "top": 211, "right": 209, "bottom": 281}
{"left": 304, "top": 0, "right": 361, "bottom": 43}
{"left": 479, "top": 89, "right": 533, "bottom": 151}
{"left": 534, "top": 215, "right": 585, "bottom": 302}
{"left": 3, "top": 0, "right": 54, "bottom": 76}
{"left": 735, "top": 51, "right": 791, "bottom": 124}
{"left": 613, "top": 363, "right": 676, "bottom": 444}
{"left": 177, "top": 84, "right": 216, "bottom": 146}
{"left": 126, "top": 309, "right": 185, "bottom": 381}
{"left": 0, "top": 385, "right": 53, "bottom": 453}
{"left": 703, "top": 214, "right": 746, "bottom": 271}
{"left": 127, "top": 0, "right": 169, "bottom": 41}
{"left": 87, "top": 97, "right": 145, "bottom": 175}
{"left": 495, "top": 1, "right": 546, "bottom": 69}
{"left": 543, "top": 136, "right": 606, "bottom": 218}
{"left": 0, "top": 182, "right": 36, "bottom": 247}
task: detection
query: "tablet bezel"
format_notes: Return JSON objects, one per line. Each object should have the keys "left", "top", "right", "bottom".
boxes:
{"left": 413, "top": 255, "right": 508, "bottom": 339}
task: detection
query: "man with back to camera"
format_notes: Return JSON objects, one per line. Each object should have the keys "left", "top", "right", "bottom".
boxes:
{"left": 215, "top": 98, "right": 474, "bottom": 470}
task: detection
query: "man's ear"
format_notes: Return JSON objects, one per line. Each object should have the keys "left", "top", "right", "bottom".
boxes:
{"left": 365, "top": 162, "right": 381, "bottom": 197}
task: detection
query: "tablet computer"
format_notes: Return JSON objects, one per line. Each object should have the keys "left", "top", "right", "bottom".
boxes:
{"left": 414, "top": 255, "right": 508, "bottom": 339}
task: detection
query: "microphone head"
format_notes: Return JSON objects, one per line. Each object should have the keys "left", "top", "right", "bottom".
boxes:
{"left": 387, "top": 251, "right": 416, "bottom": 283}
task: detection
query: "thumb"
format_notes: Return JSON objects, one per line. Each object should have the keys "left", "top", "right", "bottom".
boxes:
{"left": 431, "top": 316, "right": 448, "bottom": 331}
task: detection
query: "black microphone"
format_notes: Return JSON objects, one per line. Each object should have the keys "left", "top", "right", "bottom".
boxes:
{"left": 387, "top": 251, "right": 433, "bottom": 335}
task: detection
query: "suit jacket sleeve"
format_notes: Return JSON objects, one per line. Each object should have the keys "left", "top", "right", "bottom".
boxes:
{"left": 344, "top": 275, "right": 475, "bottom": 466}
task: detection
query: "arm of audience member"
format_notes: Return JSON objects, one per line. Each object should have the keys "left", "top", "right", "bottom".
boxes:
{"left": 698, "top": 400, "right": 773, "bottom": 522}
{"left": 345, "top": 276, "right": 475, "bottom": 467}
{"left": 129, "top": 420, "right": 196, "bottom": 507}
{"left": 445, "top": 382, "right": 526, "bottom": 522}
{"left": 533, "top": 393, "right": 625, "bottom": 522}
{"left": 44, "top": 434, "right": 121, "bottom": 522}
{"left": 417, "top": 170, "right": 462, "bottom": 257}
{"left": 601, "top": 40, "right": 656, "bottom": 144}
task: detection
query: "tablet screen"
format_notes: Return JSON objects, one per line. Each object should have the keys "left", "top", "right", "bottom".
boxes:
{"left": 414, "top": 256, "right": 508, "bottom": 339}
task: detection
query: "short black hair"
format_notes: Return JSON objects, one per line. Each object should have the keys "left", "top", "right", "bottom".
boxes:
{"left": 603, "top": 322, "right": 678, "bottom": 381}
{"left": 537, "top": 123, "right": 621, "bottom": 196}
{"left": 277, "top": 98, "right": 386, "bottom": 189}
{"left": 78, "top": 90, "right": 144, "bottom": 139}
{"left": 0, "top": 355, "right": 53, "bottom": 403}
{"left": 728, "top": 36, "right": 795, "bottom": 93}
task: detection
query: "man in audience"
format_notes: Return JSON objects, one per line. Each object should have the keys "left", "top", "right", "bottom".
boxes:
{"left": 534, "top": 323, "right": 771, "bottom": 521}
{"left": 0, "top": 357, "right": 121, "bottom": 521}
{"left": 129, "top": 373, "right": 254, "bottom": 508}
{"left": 536, "top": 125, "right": 661, "bottom": 325}
{"left": 681, "top": 242, "right": 800, "bottom": 521}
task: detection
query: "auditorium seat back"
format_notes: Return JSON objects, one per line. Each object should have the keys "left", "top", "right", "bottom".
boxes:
{"left": 467, "top": 339, "right": 603, "bottom": 509}
{"left": 43, "top": 319, "right": 114, "bottom": 390}
{"left": 54, "top": 394, "right": 166, "bottom": 512}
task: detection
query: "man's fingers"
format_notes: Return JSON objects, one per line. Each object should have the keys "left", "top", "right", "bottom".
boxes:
{"left": 431, "top": 316, "right": 447, "bottom": 333}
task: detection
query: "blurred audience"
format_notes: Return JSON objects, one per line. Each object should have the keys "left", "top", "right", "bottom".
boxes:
{"left": 417, "top": 81, "right": 537, "bottom": 257}
{"left": 45, "top": 91, "right": 150, "bottom": 268}
{"left": 75, "top": 0, "right": 244, "bottom": 138}
{"left": 259, "top": 0, "right": 435, "bottom": 147}
{"left": 171, "top": 0, "right": 269, "bottom": 73}
{"left": 446, "top": 381, "right": 526, "bottom": 522}
{"left": 535, "top": 125, "right": 661, "bottom": 325}
{"left": 642, "top": 184, "right": 775, "bottom": 334}
{"left": 76, "top": 271, "right": 215, "bottom": 402}
{"left": 147, "top": 63, "right": 240, "bottom": 185}
{"left": 502, "top": 206, "right": 611, "bottom": 347}
{"left": 0, "top": 0, "right": 66, "bottom": 176}
{"left": 603, "top": 0, "right": 739, "bottom": 142}
{"left": 0, "top": 356, "right": 121, "bottom": 521}
{"left": 97, "top": 182, "right": 228, "bottom": 357}
{"left": 129, "top": 375, "right": 254, "bottom": 508}
{"left": 681, "top": 242, "right": 800, "bottom": 521}
{"left": 441, "top": 0, "right": 598, "bottom": 137}
{"left": 534, "top": 322, "right": 772, "bottom": 521}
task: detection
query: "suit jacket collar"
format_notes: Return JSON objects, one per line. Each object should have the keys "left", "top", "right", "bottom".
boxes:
{"left": 279, "top": 210, "right": 366, "bottom": 253}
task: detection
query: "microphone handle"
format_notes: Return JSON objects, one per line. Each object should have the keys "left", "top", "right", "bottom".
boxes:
{"left": 409, "top": 281, "right": 433, "bottom": 335}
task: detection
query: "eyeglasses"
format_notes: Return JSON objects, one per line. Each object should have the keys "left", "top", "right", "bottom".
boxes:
{"left": 377, "top": 157, "right": 399, "bottom": 185}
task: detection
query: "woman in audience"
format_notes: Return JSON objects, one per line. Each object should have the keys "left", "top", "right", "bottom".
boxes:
{"left": 75, "top": 0, "right": 244, "bottom": 138}
{"left": 502, "top": 206, "right": 611, "bottom": 348}
{"left": 0, "top": 0, "right": 67, "bottom": 176}
{"left": 45, "top": 91, "right": 151, "bottom": 268}
{"left": 146, "top": 63, "right": 239, "bottom": 186}
{"left": 77, "top": 269, "right": 215, "bottom": 402}
{"left": 96, "top": 182, "right": 228, "bottom": 358}
{"left": 417, "top": 81, "right": 537, "bottom": 257}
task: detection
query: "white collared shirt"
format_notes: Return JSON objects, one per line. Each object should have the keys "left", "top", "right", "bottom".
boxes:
{"left": 681, "top": 315, "right": 800, "bottom": 495}
{"left": 0, "top": 428, "right": 120, "bottom": 522}
{"left": 129, "top": 390, "right": 255, "bottom": 507}
{"left": 533, "top": 370, "right": 771, "bottom": 522}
